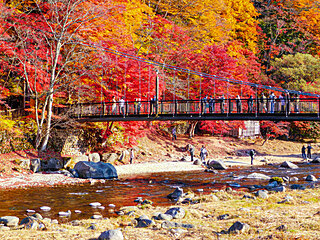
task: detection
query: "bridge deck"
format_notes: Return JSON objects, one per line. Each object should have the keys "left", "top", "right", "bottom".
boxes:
{"left": 64, "top": 98, "right": 320, "bottom": 122}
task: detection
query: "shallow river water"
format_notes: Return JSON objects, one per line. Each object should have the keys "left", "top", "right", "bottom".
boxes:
{"left": 0, "top": 163, "right": 319, "bottom": 221}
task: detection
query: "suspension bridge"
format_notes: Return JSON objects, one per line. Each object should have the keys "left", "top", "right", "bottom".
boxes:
{"left": 60, "top": 46, "right": 320, "bottom": 122}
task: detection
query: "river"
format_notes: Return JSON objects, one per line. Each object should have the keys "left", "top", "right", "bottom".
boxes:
{"left": 0, "top": 163, "right": 319, "bottom": 221}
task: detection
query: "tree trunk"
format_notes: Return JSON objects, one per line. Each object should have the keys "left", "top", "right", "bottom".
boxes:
{"left": 189, "top": 121, "right": 198, "bottom": 139}
{"left": 40, "top": 93, "right": 54, "bottom": 151}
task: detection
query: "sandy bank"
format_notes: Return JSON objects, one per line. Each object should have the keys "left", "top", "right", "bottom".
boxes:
{"left": 115, "top": 154, "right": 305, "bottom": 177}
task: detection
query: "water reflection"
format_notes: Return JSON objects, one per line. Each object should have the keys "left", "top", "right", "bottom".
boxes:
{"left": 0, "top": 163, "right": 319, "bottom": 221}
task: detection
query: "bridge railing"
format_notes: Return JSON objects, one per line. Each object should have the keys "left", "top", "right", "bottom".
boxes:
{"left": 66, "top": 97, "right": 320, "bottom": 118}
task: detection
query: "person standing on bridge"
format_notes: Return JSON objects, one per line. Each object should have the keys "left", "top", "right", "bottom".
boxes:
{"left": 209, "top": 97, "right": 215, "bottom": 113}
{"left": 220, "top": 95, "right": 225, "bottom": 113}
{"left": 119, "top": 97, "right": 125, "bottom": 117}
{"left": 137, "top": 98, "right": 141, "bottom": 114}
{"left": 279, "top": 93, "right": 285, "bottom": 113}
{"left": 236, "top": 95, "right": 242, "bottom": 113}
{"left": 112, "top": 96, "right": 117, "bottom": 114}
{"left": 269, "top": 92, "right": 275, "bottom": 113}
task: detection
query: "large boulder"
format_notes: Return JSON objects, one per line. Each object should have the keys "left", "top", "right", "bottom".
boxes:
{"left": 102, "top": 153, "right": 119, "bottom": 164}
{"left": 89, "top": 153, "right": 100, "bottom": 162}
{"left": 74, "top": 161, "right": 118, "bottom": 179}
{"left": 207, "top": 159, "right": 227, "bottom": 170}
{"left": 44, "top": 158, "right": 62, "bottom": 171}
{"left": 280, "top": 161, "right": 299, "bottom": 169}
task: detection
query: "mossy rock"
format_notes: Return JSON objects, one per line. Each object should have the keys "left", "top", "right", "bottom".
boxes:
{"left": 269, "top": 177, "right": 284, "bottom": 184}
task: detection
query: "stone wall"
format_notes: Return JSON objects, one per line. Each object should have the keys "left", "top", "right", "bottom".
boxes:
{"left": 0, "top": 131, "right": 34, "bottom": 154}
{"left": 49, "top": 129, "right": 88, "bottom": 156}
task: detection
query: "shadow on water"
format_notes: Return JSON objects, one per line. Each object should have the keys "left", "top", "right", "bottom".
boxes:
{"left": 0, "top": 162, "right": 319, "bottom": 221}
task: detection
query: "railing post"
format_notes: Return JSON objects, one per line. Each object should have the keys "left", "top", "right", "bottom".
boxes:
{"left": 256, "top": 97, "right": 259, "bottom": 117}
{"left": 161, "top": 100, "right": 163, "bottom": 114}
{"left": 125, "top": 101, "right": 128, "bottom": 116}
{"left": 175, "top": 100, "right": 177, "bottom": 115}
{"left": 228, "top": 99, "right": 231, "bottom": 114}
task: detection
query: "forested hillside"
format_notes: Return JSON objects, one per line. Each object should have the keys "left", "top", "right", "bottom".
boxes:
{"left": 0, "top": 0, "right": 320, "bottom": 151}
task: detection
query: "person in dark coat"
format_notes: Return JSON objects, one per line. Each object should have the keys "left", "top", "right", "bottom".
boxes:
{"left": 307, "top": 144, "right": 313, "bottom": 159}
{"left": 249, "top": 149, "right": 255, "bottom": 165}
{"left": 188, "top": 144, "right": 195, "bottom": 162}
{"left": 172, "top": 127, "right": 177, "bottom": 141}
{"left": 301, "top": 145, "right": 306, "bottom": 160}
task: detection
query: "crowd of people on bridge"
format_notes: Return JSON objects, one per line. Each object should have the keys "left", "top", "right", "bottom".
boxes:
{"left": 200, "top": 91, "right": 301, "bottom": 115}
{"left": 107, "top": 91, "right": 302, "bottom": 116}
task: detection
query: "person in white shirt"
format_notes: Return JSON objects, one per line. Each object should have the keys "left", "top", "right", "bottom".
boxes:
{"left": 119, "top": 97, "right": 125, "bottom": 116}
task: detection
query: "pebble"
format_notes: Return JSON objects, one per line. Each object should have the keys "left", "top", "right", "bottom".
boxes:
{"left": 91, "top": 214, "right": 102, "bottom": 219}
{"left": 98, "top": 206, "right": 105, "bottom": 210}
{"left": 90, "top": 202, "right": 102, "bottom": 208}
{"left": 108, "top": 204, "right": 116, "bottom": 208}
{"left": 58, "top": 210, "right": 71, "bottom": 217}
{"left": 26, "top": 209, "right": 35, "bottom": 213}
{"left": 75, "top": 210, "right": 82, "bottom": 214}
{"left": 40, "top": 206, "right": 51, "bottom": 211}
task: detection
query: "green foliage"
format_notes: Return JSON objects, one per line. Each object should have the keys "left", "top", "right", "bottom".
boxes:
{"left": 271, "top": 53, "right": 320, "bottom": 92}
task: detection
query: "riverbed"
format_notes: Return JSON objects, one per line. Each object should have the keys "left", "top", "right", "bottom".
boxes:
{"left": 0, "top": 162, "right": 319, "bottom": 221}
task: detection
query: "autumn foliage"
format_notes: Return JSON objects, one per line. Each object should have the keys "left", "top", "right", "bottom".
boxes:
{"left": 1, "top": 0, "right": 320, "bottom": 150}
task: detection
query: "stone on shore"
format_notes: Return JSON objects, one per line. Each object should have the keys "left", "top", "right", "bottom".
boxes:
{"left": 247, "top": 173, "right": 270, "bottom": 180}
{"left": 98, "top": 229, "right": 124, "bottom": 240}
{"left": 64, "top": 155, "right": 88, "bottom": 169}
{"left": 311, "top": 157, "right": 320, "bottom": 163}
{"left": 45, "top": 158, "right": 62, "bottom": 171}
{"left": 89, "top": 153, "right": 100, "bottom": 162}
{"left": 135, "top": 216, "right": 154, "bottom": 228}
{"left": 193, "top": 159, "right": 202, "bottom": 165}
{"left": 271, "top": 186, "right": 286, "bottom": 192}
{"left": 306, "top": 175, "right": 317, "bottom": 182}
{"left": 255, "top": 190, "right": 268, "bottom": 199}
{"left": 102, "top": 153, "right": 119, "bottom": 164}
{"left": 30, "top": 158, "right": 41, "bottom": 173}
{"left": 74, "top": 161, "right": 118, "bottom": 179}
{"left": 280, "top": 161, "right": 299, "bottom": 169}
{"left": 167, "top": 187, "right": 183, "bottom": 201}
{"left": 0, "top": 216, "right": 19, "bottom": 227}
{"left": 228, "top": 221, "right": 250, "bottom": 234}
{"left": 165, "top": 207, "right": 186, "bottom": 219}
{"left": 207, "top": 159, "right": 228, "bottom": 170}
